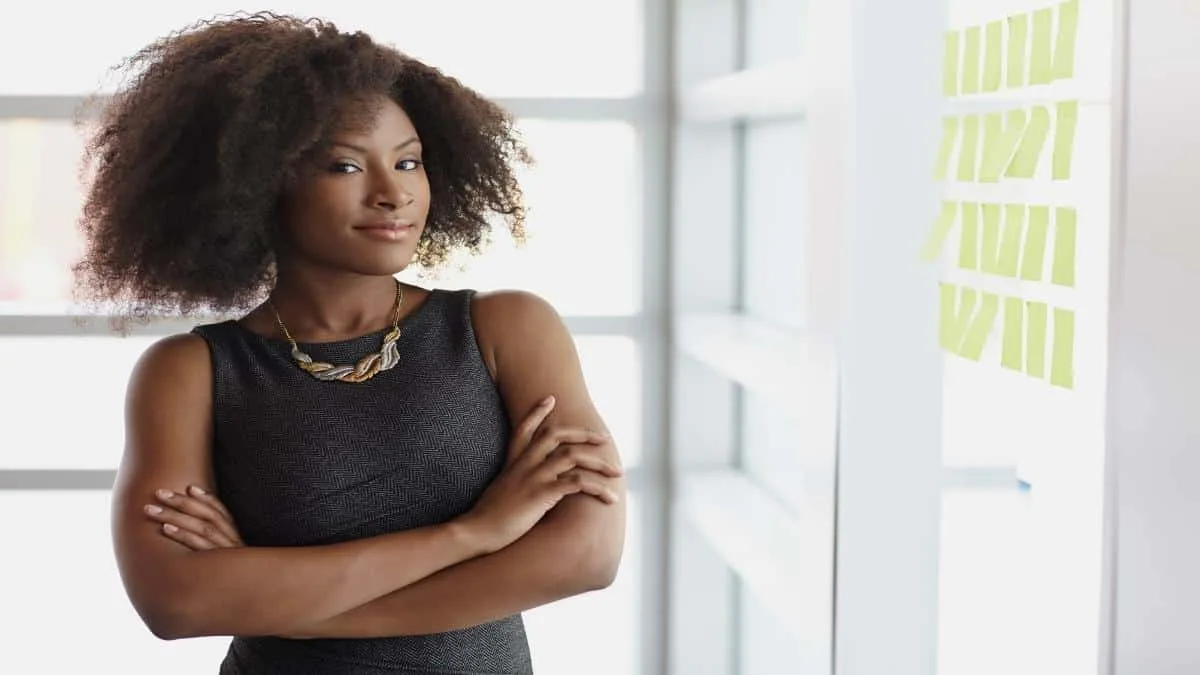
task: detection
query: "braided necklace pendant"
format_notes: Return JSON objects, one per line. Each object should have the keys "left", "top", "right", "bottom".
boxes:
{"left": 270, "top": 281, "right": 405, "bottom": 384}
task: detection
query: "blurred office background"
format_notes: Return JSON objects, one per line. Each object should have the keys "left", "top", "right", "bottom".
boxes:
{"left": 2, "top": 0, "right": 1197, "bottom": 673}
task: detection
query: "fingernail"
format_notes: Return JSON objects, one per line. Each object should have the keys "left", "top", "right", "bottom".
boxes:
{"left": 156, "top": 489, "right": 174, "bottom": 499}
{"left": 144, "top": 504, "right": 163, "bottom": 515}
{"left": 189, "top": 485, "right": 206, "bottom": 496}
{"left": 162, "top": 523, "right": 178, "bottom": 533}
{"left": 542, "top": 395, "right": 556, "bottom": 406}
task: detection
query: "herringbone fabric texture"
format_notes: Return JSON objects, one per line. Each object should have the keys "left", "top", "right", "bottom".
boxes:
{"left": 191, "top": 288, "right": 532, "bottom": 674}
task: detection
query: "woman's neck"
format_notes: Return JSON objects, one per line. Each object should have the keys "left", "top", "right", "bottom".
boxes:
{"left": 265, "top": 267, "right": 402, "bottom": 341}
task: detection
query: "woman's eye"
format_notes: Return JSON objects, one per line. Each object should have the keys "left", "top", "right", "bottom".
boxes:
{"left": 330, "top": 162, "right": 360, "bottom": 174}
{"left": 397, "top": 159, "right": 423, "bottom": 171}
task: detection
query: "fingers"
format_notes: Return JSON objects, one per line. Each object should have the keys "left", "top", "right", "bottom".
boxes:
{"left": 159, "top": 522, "right": 221, "bottom": 550}
{"left": 507, "top": 395, "right": 557, "bottom": 464}
{"left": 145, "top": 503, "right": 239, "bottom": 548}
{"left": 144, "top": 489, "right": 241, "bottom": 548}
{"left": 153, "top": 488, "right": 243, "bottom": 544}
{"left": 557, "top": 469, "right": 621, "bottom": 505}
{"left": 539, "top": 444, "right": 624, "bottom": 479}
{"left": 186, "top": 485, "right": 236, "bottom": 524}
{"left": 520, "top": 426, "right": 611, "bottom": 466}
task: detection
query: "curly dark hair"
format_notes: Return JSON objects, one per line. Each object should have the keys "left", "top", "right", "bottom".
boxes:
{"left": 73, "top": 12, "right": 530, "bottom": 320}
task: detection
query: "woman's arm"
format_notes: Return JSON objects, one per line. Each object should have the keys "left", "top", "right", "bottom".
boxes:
{"left": 112, "top": 332, "right": 607, "bottom": 640}
{"left": 286, "top": 290, "right": 627, "bottom": 638}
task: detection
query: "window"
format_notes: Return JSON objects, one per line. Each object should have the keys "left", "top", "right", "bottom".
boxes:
{"left": 0, "top": 490, "right": 642, "bottom": 675}
{"left": 0, "top": 120, "right": 640, "bottom": 317}
{"left": 669, "top": 0, "right": 827, "bottom": 672}
{"left": 405, "top": 120, "right": 641, "bottom": 317}
{"left": 0, "top": 1, "right": 642, "bottom": 98}
{"left": 934, "top": 0, "right": 1110, "bottom": 672}
{"left": 0, "top": 3, "right": 658, "bottom": 673}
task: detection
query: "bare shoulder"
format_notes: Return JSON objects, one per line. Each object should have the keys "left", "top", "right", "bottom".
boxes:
{"left": 469, "top": 289, "right": 567, "bottom": 371}
{"left": 128, "top": 332, "right": 213, "bottom": 396}
{"left": 470, "top": 288, "right": 561, "bottom": 328}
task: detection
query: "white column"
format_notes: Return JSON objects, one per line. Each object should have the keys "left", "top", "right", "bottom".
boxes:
{"left": 831, "top": 0, "right": 947, "bottom": 673}
{"left": 1106, "top": 1, "right": 1200, "bottom": 673}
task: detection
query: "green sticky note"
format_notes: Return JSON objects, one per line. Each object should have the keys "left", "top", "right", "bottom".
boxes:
{"left": 958, "top": 202, "right": 979, "bottom": 270}
{"left": 1053, "top": 100, "right": 1079, "bottom": 180}
{"left": 920, "top": 201, "right": 958, "bottom": 262}
{"left": 1020, "top": 205, "right": 1050, "bottom": 281}
{"left": 1001, "top": 296, "right": 1024, "bottom": 371}
{"left": 1007, "top": 14, "right": 1029, "bottom": 89}
{"left": 1051, "top": 307, "right": 1075, "bottom": 389}
{"left": 1053, "top": 0, "right": 1080, "bottom": 80}
{"left": 983, "top": 21, "right": 1003, "bottom": 92}
{"left": 961, "top": 26, "right": 982, "bottom": 94}
{"left": 959, "top": 291, "right": 999, "bottom": 361}
{"left": 1025, "top": 301, "right": 1048, "bottom": 378}
{"left": 980, "top": 109, "right": 1027, "bottom": 182}
{"left": 944, "top": 30, "right": 961, "bottom": 96}
{"left": 939, "top": 283, "right": 976, "bottom": 352}
{"left": 1052, "top": 207, "right": 1077, "bottom": 287}
{"left": 980, "top": 203, "right": 1021, "bottom": 277}
{"left": 934, "top": 116, "right": 959, "bottom": 181}
{"left": 1030, "top": 7, "right": 1054, "bottom": 85}
{"left": 1005, "top": 106, "right": 1050, "bottom": 179}
{"left": 957, "top": 114, "right": 980, "bottom": 182}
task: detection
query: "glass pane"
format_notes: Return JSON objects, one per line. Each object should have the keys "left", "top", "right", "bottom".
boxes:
{"left": 0, "top": 1, "right": 641, "bottom": 98}
{"left": 0, "top": 119, "right": 87, "bottom": 313}
{"left": 0, "top": 119, "right": 640, "bottom": 317}
{"left": 0, "top": 491, "right": 234, "bottom": 673}
{"left": 0, "top": 489, "right": 641, "bottom": 674}
{"left": 525, "top": 492, "right": 641, "bottom": 675}
{"left": 404, "top": 120, "right": 642, "bottom": 317}
{"left": 738, "top": 580, "right": 802, "bottom": 674}
{"left": 0, "top": 334, "right": 640, "bottom": 470}
{"left": 745, "top": 0, "right": 807, "bottom": 67}
{"left": 935, "top": 0, "right": 1113, "bottom": 672}
{"left": 0, "top": 335, "right": 155, "bottom": 470}
{"left": 742, "top": 119, "right": 806, "bottom": 331}
{"left": 741, "top": 391, "right": 804, "bottom": 514}
{"left": 575, "top": 337, "right": 643, "bottom": 469}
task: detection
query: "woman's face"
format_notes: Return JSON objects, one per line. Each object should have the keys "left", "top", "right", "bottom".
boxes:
{"left": 277, "top": 95, "right": 431, "bottom": 277}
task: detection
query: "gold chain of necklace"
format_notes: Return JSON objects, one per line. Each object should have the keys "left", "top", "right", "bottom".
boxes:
{"left": 268, "top": 280, "right": 405, "bottom": 383}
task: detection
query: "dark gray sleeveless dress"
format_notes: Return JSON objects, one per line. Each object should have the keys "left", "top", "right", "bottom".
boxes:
{"left": 190, "top": 288, "right": 534, "bottom": 674}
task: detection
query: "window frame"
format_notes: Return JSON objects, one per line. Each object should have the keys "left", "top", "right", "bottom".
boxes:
{"left": 0, "top": 2, "right": 671, "bottom": 671}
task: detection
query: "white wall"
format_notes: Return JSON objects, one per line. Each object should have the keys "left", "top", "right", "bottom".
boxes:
{"left": 1107, "top": 0, "right": 1200, "bottom": 673}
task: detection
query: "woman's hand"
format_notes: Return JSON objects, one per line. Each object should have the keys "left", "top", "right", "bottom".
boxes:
{"left": 454, "top": 395, "right": 623, "bottom": 555}
{"left": 143, "top": 485, "right": 244, "bottom": 550}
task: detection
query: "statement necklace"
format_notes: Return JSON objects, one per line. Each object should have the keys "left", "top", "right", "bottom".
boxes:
{"left": 268, "top": 280, "right": 404, "bottom": 383}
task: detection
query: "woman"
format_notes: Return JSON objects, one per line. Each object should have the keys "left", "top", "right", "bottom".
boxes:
{"left": 83, "top": 13, "right": 626, "bottom": 674}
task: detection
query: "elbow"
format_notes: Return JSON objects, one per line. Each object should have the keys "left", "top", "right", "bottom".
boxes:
{"left": 142, "top": 605, "right": 201, "bottom": 641}
{"left": 571, "top": 539, "right": 623, "bottom": 592}
{"left": 135, "top": 587, "right": 215, "bottom": 641}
